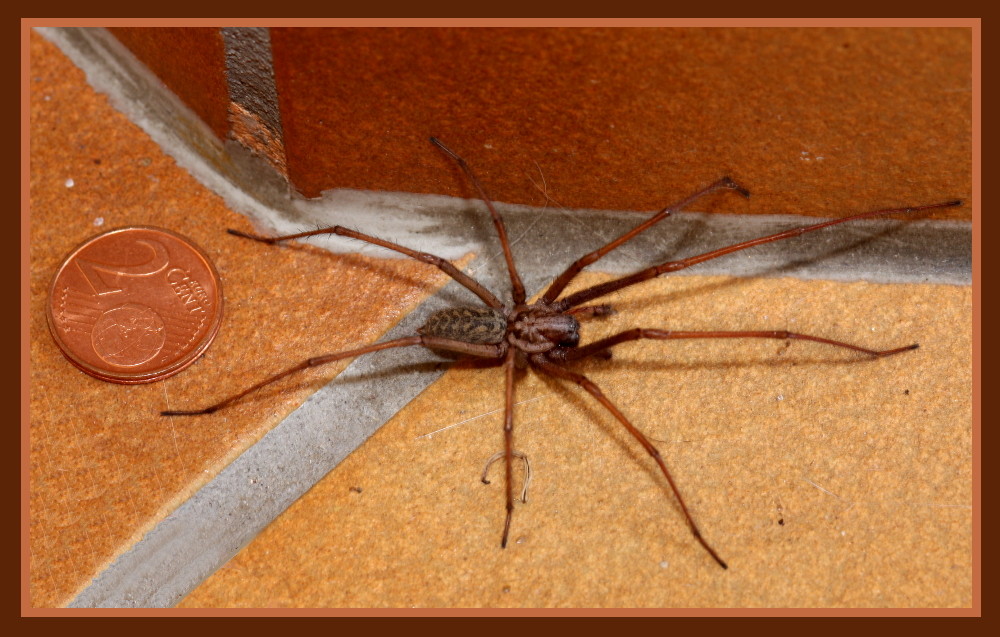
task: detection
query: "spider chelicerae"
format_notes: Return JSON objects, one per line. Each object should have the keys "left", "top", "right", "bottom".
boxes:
{"left": 163, "top": 137, "right": 960, "bottom": 569}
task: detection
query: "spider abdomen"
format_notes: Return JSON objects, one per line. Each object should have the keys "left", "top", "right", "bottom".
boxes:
{"left": 419, "top": 307, "right": 507, "bottom": 344}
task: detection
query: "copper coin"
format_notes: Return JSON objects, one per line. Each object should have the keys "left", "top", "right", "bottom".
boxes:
{"left": 47, "top": 226, "right": 223, "bottom": 384}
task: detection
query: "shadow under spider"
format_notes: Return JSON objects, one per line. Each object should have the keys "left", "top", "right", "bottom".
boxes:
{"left": 256, "top": 237, "right": 453, "bottom": 298}
{"left": 575, "top": 349, "right": 913, "bottom": 375}
{"left": 611, "top": 218, "right": 923, "bottom": 315}
{"left": 202, "top": 360, "right": 453, "bottom": 410}
{"left": 531, "top": 370, "right": 675, "bottom": 511}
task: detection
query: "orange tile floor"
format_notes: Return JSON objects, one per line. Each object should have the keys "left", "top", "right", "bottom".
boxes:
{"left": 29, "top": 30, "right": 973, "bottom": 608}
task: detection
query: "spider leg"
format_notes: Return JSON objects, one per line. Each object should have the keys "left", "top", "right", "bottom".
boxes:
{"left": 161, "top": 336, "right": 505, "bottom": 416}
{"left": 531, "top": 356, "right": 728, "bottom": 569}
{"left": 430, "top": 137, "right": 527, "bottom": 305}
{"left": 541, "top": 177, "right": 750, "bottom": 304}
{"left": 228, "top": 226, "right": 504, "bottom": 309}
{"left": 564, "top": 304, "right": 616, "bottom": 319}
{"left": 560, "top": 328, "right": 919, "bottom": 364}
{"left": 500, "top": 347, "right": 517, "bottom": 547}
{"left": 554, "top": 199, "right": 962, "bottom": 310}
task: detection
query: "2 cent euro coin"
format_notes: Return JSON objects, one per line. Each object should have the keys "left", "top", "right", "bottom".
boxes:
{"left": 47, "top": 226, "right": 223, "bottom": 384}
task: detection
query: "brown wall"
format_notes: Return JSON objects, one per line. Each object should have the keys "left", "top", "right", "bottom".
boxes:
{"left": 109, "top": 27, "right": 972, "bottom": 220}
{"left": 108, "top": 27, "right": 230, "bottom": 140}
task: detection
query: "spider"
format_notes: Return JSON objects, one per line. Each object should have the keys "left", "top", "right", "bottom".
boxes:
{"left": 163, "top": 137, "right": 960, "bottom": 569}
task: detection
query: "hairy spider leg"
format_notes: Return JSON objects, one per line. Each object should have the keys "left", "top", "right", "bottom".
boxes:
{"left": 541, "top": 177, "right": 751, "bottom": 304}
{"left": 501, "top": 348, "right": 517, "bottom": 547}
{"left": 431, "top": 137, "right": 544, "bottom": 546}
{"left": 531, "top": 357, "right": 729, "bottom": 569}
{"left": 430, "top": 137, "right": 527, "bottom": 306}
{"left": 161, "top": 336, "right": 504, "bottom": 416}
{"left": 555, "top": 200, "right": 961, "bottom": 310}
{"left": 227, "top": 226, "right": 503, "bottom": 309}
{"left": 561, "top": 329, "right": 920, "bottom": 364}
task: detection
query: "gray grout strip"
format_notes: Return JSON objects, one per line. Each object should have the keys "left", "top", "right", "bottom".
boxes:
{"left": 40, "top": 27, "right": 971, "bottom": 607}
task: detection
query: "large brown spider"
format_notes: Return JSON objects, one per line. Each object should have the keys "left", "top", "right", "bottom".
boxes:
{"left": 163, "top": 137, "right": 960, "bottom": 569}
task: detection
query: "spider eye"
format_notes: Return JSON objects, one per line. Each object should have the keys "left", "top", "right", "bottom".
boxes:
{"left": 560, "top": 331, "right": 580, "bottom": 347}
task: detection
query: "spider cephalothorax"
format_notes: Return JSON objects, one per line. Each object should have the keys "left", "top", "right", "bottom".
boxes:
{"left": 163, "top": 137, "right": 959, "bottom": 569}
{"left": 508, "top": 304, "right": 582, "bottom": 351}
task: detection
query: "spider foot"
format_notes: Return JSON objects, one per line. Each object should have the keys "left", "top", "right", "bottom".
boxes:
{"left": 161, "top": 407, "right": 217, "bottom": 416}
{"left": 721, "top": 176, "right": 751, "bottom": 199}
